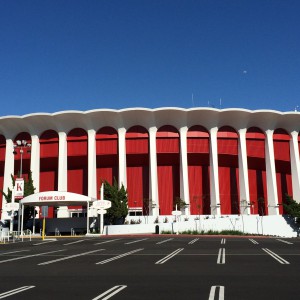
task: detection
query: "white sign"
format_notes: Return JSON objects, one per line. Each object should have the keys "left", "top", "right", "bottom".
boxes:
{"left": 5, "top": 202, "right": 19, "bottom": 211}
{"left": 92, "top": 200, "right": 111, "bottom": 210}
{"left": 14, "top": 178, "right": 24, "bottom": 199}
{"left": 97, "top": 209, "right": 107, "bottom": 214}
{"left": 172, "top": 210, "right": 182, "bottom": 216}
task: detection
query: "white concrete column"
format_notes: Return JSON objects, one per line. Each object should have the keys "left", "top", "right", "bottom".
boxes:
{"left": 265, "top": 130, "right": 279, "bottom": 215}
{"left": 88, "top": 129, "right": 97, "bottom": 199}
{"left": 290, "top": 131, "right": 300, "bottom": 202}
{"left": 238, "top": 129, "right": 250, "bottom": 214}
{"left": 58, "top": 132, "right": 67, "bottom": 191}
{"left": 149, "top": 127, "right": 159, "bottom": 216}
{"left": 57, "top": 131, "right": 68, "bottom": 217}
{"left": 1, "top": 139, "right": 14, "bottom": 219}
{"left": 30, "top": 135, "right": 40, "bottom": 193}
{"left": 118, "top": 127, "right": 126, "bottom": 189}
{"left": 179, "top": 126, "right": 190, "bottom": 215}
{"left": 209, "top": 127, "right": 221, "bottom": 215}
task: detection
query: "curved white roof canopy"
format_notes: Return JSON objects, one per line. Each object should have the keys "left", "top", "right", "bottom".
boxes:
{"left": 20, "top": 191, "right": 96, "bottom": 207}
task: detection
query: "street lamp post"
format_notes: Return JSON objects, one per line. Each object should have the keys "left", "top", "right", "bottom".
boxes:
{"left": 13, "top": 140, "right": 31, "bottom": 178}
{"left": 13, "top": 140, "right": 31, "bottom": 234}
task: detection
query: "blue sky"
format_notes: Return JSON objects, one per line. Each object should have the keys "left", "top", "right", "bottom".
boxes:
{"left": 1, "top": 0, "right": 300, "bottom": 116}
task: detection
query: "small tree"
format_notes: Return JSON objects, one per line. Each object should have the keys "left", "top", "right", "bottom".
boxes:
{"left": 1, "top": 171, "right": 36, "bottom": 228}
{"left": 174, "top": 197, "right": 187, "bottom": 210}
{"left": 103, "top": 179, "right": 128, "bottom": 225}
{"left": 283, "top": 194, "right": 300, "bottom": 224}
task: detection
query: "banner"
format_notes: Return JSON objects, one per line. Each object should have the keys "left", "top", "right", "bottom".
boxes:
{"left": 14, "top": 178, "right": 24, "bottom": 200}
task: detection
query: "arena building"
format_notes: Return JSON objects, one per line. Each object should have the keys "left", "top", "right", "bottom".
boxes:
{"left": 0, "top": 107, "right": 300, "bottom": 221}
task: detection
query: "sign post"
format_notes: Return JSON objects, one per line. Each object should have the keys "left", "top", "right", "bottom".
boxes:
{"left": 41, "top": 206, "right": 48, "bottom": 240}
{"left": 172, "top": 205, "right": 182, "bottom": 235}
{"left": 14, "top": 178, "right": 24, "bottom": 235}
{"left": 92, "top": 200, "right": 111, "bottom": 234}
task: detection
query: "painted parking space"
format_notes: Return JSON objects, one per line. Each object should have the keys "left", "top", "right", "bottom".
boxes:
{"left": 0, "top": 236, "right": 300, "bottom": 299}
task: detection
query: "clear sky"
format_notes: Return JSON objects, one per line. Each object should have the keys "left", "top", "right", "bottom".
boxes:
{"left": 1, "top": 0, "right": 300, "bottom": 116}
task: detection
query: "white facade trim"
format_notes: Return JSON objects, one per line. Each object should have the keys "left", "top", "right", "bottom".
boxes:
{"left": 290, "top": 131, "right": 300, "bottom": 203}
{"left": 265, "top": 130, "right": 279, "bottom": 215}
{"left": 179, "top": 126, "right": 190, "bottom": 215}
{"left": 88, "top": 129, "right": 97, "bottom": 199}
{"left": 209, "top": 127, "right": 221, "bottom": 215}
{"left": 238, "top": 129, "right": 250, "bottom": 214}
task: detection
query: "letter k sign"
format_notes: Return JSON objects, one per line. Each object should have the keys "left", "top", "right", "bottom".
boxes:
{"left": 16, "top": 182, "right": 23, "bottom": 191}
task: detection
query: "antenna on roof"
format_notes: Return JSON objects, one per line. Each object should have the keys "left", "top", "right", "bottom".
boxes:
{"left": 220, "top": 98, "right": 222, "bottom": 109}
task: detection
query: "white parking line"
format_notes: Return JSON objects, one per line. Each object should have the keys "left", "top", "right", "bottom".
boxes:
{"left": 249, "top": 239, "right": 259, "bottom": 244}
{"left": 63, "top": 240, "right": 85, "bottom": 246}
{"left": 208, "top": 285, "right": 225, "bottom": 300}
{"left": 262, "top": 248, "right": 290, "bottom": 264}
{"left": 188, "top": 238, "right": 199, "bottom": 245}
{"left": 124, "top": 238, "right": 148, "bottom": 245}
{"left": 92, "top": 285, "right": 127, "bottom": 300}
{"left": 276, "top": 239, "right": 293, "bottom": 245}
{"left": 155, "top": 248, "right": 184, "bottom": 264}
{"left": 38, "top": 249, "right": 104, "bottom": 265}
{"left": 0, "top": 250, "right": 66, "bottom": 264}
{"left": 0, "top": 250, "right": 30, "bottom": 255}
{"left": 0, "top": 286, "right": 35, "bottom": 299}
{"left": 221, "top": 238, "right": 226, "bottom": 245}
{"left": 217, "top": 248, "right": 225, "bottom": 264}
{"left": 156, "top": 238, "right": 174, "bottom": 244}
{"left": 96, "top": 248, "right": 143, "bottom": 265}
{"left": 94, "top": 239, "right": 120, "bottom": 245}
{"left": 33, "top": 239, "right": 57, "bottom": 246}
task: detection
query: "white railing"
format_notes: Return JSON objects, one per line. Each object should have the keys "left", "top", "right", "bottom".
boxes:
{"left": 0, "top": 230, "right": 32, "bottom": 243}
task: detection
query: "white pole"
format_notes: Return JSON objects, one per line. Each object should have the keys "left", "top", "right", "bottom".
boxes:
{"left": 86, "top": 201, "right": 90, "bottom": 234}
{"left": 100, "top": 213, "right": 103, "bottom": 234}
{"left": 10, "top": 190, "right": 15, "bottom": 233}
{"left": 33, "top": 206, "right": 36, "bottom": 235}
{"left": 100, "top": 183, "right": 104, "bottom": 200}
{"left": 21, "top": 204, "right": 24, "bottom": 236}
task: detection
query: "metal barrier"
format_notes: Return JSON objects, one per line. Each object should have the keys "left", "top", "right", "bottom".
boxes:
{"left": 0, "top": 230, "right": 32, "bottom": 243}
{"left": 0, "top": 229, "right": 10, "bottom": 243}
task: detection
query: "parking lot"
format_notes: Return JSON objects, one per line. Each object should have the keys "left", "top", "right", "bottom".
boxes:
{"left": 0, "top": 235, "right": 299, "bottom": 299}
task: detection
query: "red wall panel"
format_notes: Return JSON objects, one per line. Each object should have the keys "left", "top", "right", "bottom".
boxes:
{"left": 217, "top": 139, "right": 238, "bottom": 155}
{"left": 156, "top": 138, "right": 179, "bottom": 153}
{"left": 246, "top": 140, "right": 265, "bottom": 158}
{"left": 126, "top": 126, "right": 149, "bottom": 209}
{"left": 188, "top": 165, "right": 210, "bottom": 215}
{"left": 157, "top": 164, "right": 180, "bottom": 215}
{"left": 248, "top": 168, "right": 268, "bottom": 215}
{"left": 273, "top": 141, "right": 290, "bottom": 162}
{"left": 67, "top": 129, "right": 88, "bottom": 197}
{"left": 96, "top": 127, "right": 119, "bottom": 198}
{"left": 39, "top": 131, "right": 59, "bottom": 217}
{"left": 126, "top": 139, "right": 148, "bottom": 154}
{"left": 218, "top": 166, "right": 239, "bottom": 214}
{"left": 187, "top": 126, "right": 210, "bottom": 215}
{"left": 127, "top": 166, "right": 149, "bottom": 207}
{"left": 273, "top": 129, "right": 292, "bottom": 213}
{"left": 187, "top": 138, "right": 209, "bottom": 153}
{"left": 39, "top": 169, "right": 57, "bottom": 218}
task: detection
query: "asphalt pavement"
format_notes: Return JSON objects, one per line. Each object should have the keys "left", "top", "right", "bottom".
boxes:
{"left": 0, "top": 235, "right": 299, "bottom": 299}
